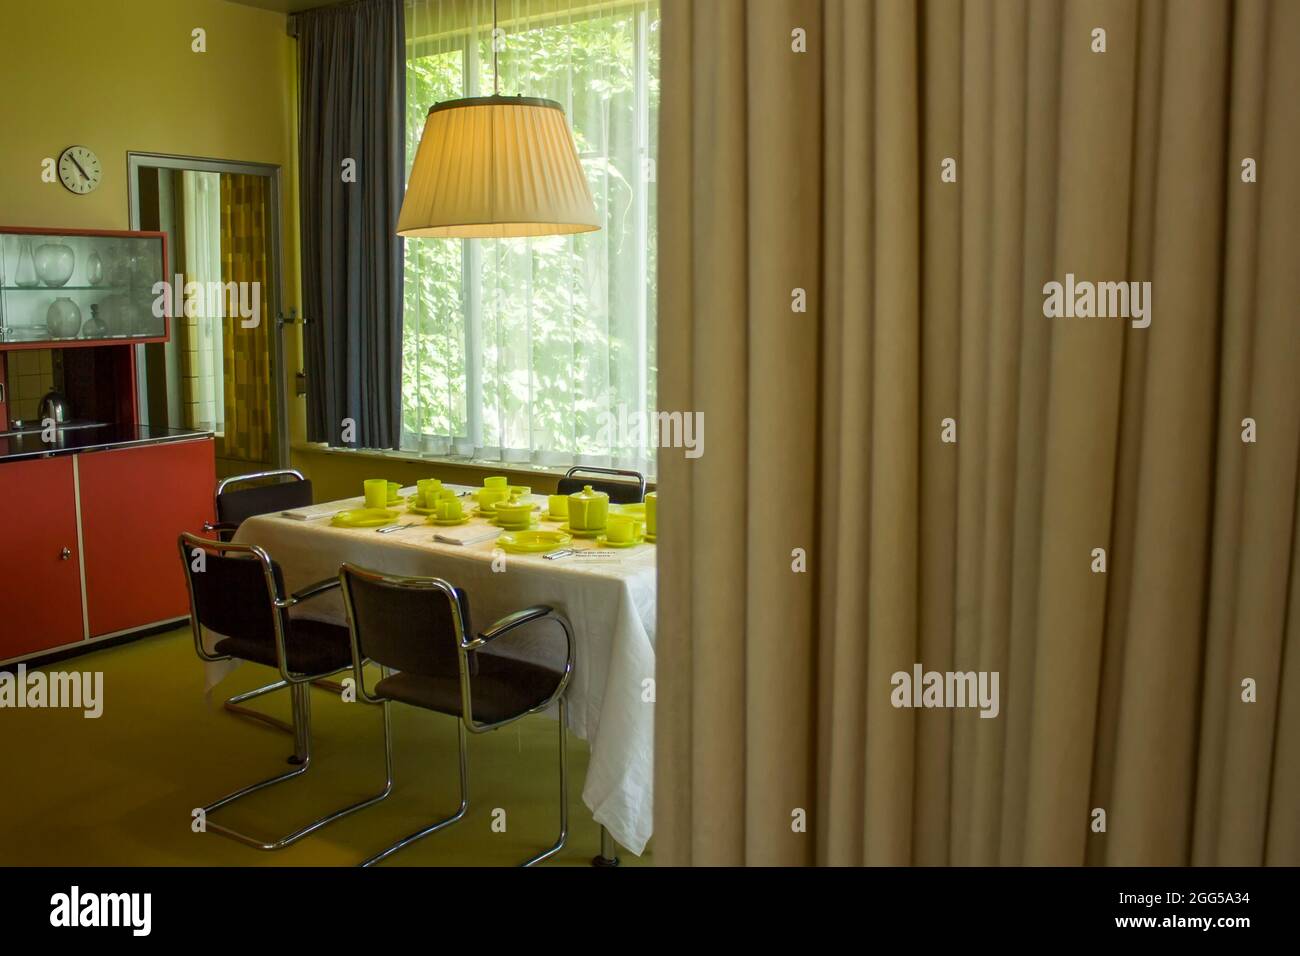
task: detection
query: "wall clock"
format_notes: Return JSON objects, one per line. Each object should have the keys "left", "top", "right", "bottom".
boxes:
{"left": 58, "top": 146, "right": 102, "bottom": 195}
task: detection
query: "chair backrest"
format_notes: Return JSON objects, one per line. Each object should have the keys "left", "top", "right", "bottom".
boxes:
{"left": 215, "top": 469, "right": 314, "bottom": 528}
{"left": 178, "top": 533, "right": 285, "bottom": 645}
{"left": 555, "top": 466, "right": 645, "bottom": 504}
{"left": 338, "top": 564, "right": 473, "bottom": 679}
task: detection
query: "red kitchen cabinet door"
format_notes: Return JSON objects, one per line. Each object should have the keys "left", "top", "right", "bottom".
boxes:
{"left": 77, "top": 438, "right": 215, "bottom": 637}
{"left": 0, "top": 456, "right": 86, "bottom": 660}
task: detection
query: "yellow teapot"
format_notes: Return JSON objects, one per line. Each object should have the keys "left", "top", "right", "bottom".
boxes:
{"left": 567, "top": 485, "right": 609, "bottom": 532}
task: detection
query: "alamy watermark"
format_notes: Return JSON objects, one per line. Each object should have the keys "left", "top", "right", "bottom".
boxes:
{"left": 1042, "top": 273, "right": 1151, "bottom": 329}
{"left": 890, "top": 663, "right": 1000, "bottom": 719}
{"left": 151, "top": 274, "right": 261, "bottom": 328}
{"left": 50, "top": 886, "right": 150, "bottom": 936}
{"left": 0, "top": 664, "right": 103, "bottom": 718}
{"left": 595, "top": 405, "right": 704, "bottom": 459}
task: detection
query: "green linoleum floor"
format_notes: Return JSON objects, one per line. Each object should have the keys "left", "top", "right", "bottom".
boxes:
{"left": 0, "top": 627, "right": 649, "bottom": 867}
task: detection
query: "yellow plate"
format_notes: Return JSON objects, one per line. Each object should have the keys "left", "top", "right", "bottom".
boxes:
{"left": 596, "top": 534, "right": 644, "bottom": 548}
{"left": 498, "top": 530, "right": 573, "bottom": 554}
{"left": 332, "top": 508, "right": 400, "bottom": 528}
{"left": 494, "top": 516, "right": 540, "bottom": 530}
{"left": 428, "top": 514, "right": 470, "bottom": 526}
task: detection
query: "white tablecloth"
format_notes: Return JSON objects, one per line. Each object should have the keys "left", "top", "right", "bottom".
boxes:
{"left": 220, "top": 496, "right": 656, "bottom": 855}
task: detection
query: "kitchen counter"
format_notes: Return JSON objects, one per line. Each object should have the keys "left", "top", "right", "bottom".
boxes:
{"left": 0, "top": 423, "right": 213, "bottom": 462}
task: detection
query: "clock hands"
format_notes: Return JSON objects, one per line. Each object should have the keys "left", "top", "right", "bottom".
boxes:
{"left": 70, "top": 155, "right": 92, "bottom": 181}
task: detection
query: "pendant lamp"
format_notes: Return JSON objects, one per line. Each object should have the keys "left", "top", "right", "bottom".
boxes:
{"left": 396, "top": 1, "right": 599, "bottom": 239}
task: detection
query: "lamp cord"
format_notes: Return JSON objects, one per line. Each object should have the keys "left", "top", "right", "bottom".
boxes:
{"left": 492, "top": 0, "right": 499, "bottom": 95}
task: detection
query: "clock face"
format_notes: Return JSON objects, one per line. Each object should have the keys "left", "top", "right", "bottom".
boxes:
{"left": 58, "top": 146, "right": 102, "bottom": 195}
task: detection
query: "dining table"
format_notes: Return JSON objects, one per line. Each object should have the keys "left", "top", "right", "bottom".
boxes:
{"left": 211, "top": 484, "right": 656, "bottom": 858}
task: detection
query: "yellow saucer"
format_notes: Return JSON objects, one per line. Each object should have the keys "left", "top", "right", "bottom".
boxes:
{"left": 429, "top": 514, "right": 470, "bottom": 526}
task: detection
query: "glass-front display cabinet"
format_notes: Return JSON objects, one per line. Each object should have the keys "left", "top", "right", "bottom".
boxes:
{"left": 0, "top": 227, "right": 169, "bottom": 349}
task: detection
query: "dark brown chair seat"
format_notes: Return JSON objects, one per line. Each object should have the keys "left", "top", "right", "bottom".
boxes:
{"left": 338, "top": 563, "right": 576, "bottom": 866}
{"left": 214, "top": 617, "right": 352, "bottom": 675}
{"left": 375, "top": 651, "right": 565, "bottom": 725}
{"left": 177, "top": 532, "right": 393, "bottom": 853}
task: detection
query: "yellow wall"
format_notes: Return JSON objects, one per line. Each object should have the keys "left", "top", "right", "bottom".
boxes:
{"left": 0, "top": 0, "right": 306, "bottom": 442}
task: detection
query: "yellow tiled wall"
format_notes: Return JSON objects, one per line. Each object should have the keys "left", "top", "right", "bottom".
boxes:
{"left": 4, "top": 349, "right": 54, "bottom": 422}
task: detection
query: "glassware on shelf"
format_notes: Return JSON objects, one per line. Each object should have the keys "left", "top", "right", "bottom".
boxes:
{"left": 15, "top": 238, "right": 39, "bottom": 288}
{"left": 82, "top": 303, "right": 107, "bottom": 339}
{"left": 86, "top": 251, "right": 105, "bottom": 286}
{"left": 46, "top": 297, "right": 83, "bottom": 338}
{"left": 1, "top": 229, "right": 167, "bottom": 346}
{"left": 34, "top": 242, "right": 75, "bottom": 287}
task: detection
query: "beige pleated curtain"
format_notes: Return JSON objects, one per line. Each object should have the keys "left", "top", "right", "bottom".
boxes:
{"left": 655, "top": 0, "right": 1300, "bottom": 865}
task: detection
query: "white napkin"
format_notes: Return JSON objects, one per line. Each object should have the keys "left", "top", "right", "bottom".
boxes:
{"left": 434, "top": 525, "right": 502, "bottom": 546}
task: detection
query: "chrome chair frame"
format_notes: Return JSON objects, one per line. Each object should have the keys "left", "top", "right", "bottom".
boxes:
{"left": 558, "top": 465, "right": 646, "bottom": 502}
{"left": 179, "top": 533, "right": 393, "bottom": 851}
{"left": 204, "top": 467, "right": 308, "bottom": 541}
{"left": 199, "top": 469, "right": 343, "bottom": 735}
{"left": 338, "top": 563, "right": 575, "bottom": 867}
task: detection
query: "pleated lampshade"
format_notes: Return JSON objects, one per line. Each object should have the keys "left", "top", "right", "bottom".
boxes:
{"left": 397, "top": 95, "right": 600, "bottom": 239}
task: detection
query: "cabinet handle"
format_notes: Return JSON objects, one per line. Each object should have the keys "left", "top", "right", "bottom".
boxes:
{"left": 60, "top": 547, "right": 72, "bottom": 560}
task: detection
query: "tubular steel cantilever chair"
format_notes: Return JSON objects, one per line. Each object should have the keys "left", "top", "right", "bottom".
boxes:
{"left": 201, "top": 469, "right": 334, "bottom": 735}
{"left": 338, "top": 563, "right": 574, "bottom": 867}
{"left": 205, "top": 468, "right": 314, "bottom": 541}
{"left": 179, "top": 533, "right": 392, "bottom": 851}
{"left": 556, "top": 465, "right": 645, "bottom": 504}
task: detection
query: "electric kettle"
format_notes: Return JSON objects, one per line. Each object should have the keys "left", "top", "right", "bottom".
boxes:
{"left": 38, "top": 389, "right": 70, "bottom": 425}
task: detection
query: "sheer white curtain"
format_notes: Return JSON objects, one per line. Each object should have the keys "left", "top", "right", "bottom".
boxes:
{"left": 180, "top": 171, "right": 225, "bottom": 435}
{"left": 402, "top": 0, "right": 659, "bottom": 473}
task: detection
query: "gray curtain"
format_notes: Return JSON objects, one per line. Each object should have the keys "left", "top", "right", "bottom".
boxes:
{"left": 297, "top": 0, "right": 405, "bottom": 449}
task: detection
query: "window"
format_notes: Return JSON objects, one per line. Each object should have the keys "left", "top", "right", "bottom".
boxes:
{"left": 402, "top": 0, "right": 659, "bottom": 474}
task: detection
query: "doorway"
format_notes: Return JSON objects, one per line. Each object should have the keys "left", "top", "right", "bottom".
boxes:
{"left": 127, "top": 153, "right": 289, "bottom": 477}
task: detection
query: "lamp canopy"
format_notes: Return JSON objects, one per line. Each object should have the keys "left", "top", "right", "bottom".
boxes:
{"left": 396, "top": 94, "right": 600, "bottom": 239}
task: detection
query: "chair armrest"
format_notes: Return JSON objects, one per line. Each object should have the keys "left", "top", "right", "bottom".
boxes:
{"left": 203, "top": 520, "right": 239, "bottom": 542}
{"left": 281, "top": 577, "right": 341, "bottom": 606}
{"left": 458, "top": 605, "right": 576, "bottom": 733}
{"left": 465, "top": 604, "right": 555, "bottom": 651}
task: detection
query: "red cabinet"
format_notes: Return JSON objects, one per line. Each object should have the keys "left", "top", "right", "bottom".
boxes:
{"left": 0, "top": 456, "right": 86, "bottom": 659}
{"left": 77, "top": 439, "right": 214, "bottom": 637}
{"left": 0, "top": 437, "right": 214, "bottom": 662}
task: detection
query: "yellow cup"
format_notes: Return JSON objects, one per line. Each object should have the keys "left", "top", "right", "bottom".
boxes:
{"left": 476, "top": 487, "right": 508, "bottom": 511}
{"left": 645, "top": 492, "right": 656, "bottom": 537}
{"left": 417, "top": 478, "right": 442, "bottom": 507}
{"left": 606, "top": 513, "right": 636, "bottom": 544}
{"left": 364, "top": 479, "right": 389, "bottom": 509}
{"left": 547, "top": 494, "right": 570, "bottom": 519}
{"left": 484, "top": 476, "right": 508, "bottom": 490}
{"left": 436, "top": 496, "right": 463, "bottom": 520}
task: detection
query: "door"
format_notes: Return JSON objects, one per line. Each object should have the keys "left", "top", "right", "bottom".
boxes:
{"left": 0, "top": 456, "right": 84, "bottom": 659}
{"left": 77, "top": 438, "right": 214, "bottom": 637}
{"left": 130, "top": 156, "right": 288, "bottom": 478}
